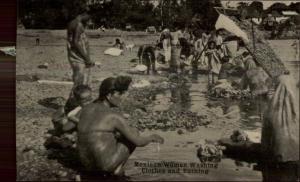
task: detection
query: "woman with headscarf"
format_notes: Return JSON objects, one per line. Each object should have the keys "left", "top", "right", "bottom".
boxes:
{"left": 261, "top": 75, "right": 299, "bottom": 182}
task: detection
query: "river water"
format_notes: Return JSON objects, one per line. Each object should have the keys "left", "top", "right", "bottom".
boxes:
{"left": 123, "top": 44, "right": 299, "bottom": 180}
{"left": 124, "top": 74, "right": 264, "bottom": 181}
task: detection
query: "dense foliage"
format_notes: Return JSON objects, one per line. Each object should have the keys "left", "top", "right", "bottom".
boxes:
{"left": 18, "top": 0, "right": 221, "bottom": 30}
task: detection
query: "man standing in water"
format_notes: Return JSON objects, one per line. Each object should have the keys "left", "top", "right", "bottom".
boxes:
{"left": 67, "top": 12, "right": 95, "bottom": 89}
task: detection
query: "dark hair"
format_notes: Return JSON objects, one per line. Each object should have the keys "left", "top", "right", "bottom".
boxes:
{"left": 98, "top": 76, "right": 132, "bottom": 100}
{"left": 114, "top": 76, "right": 132, "bottom": 94}
{"left": 221, "top": 56, "right": 230, "bottom": 64}
{"left": 216, "top": 29, "right": 223, "bottom": 35}
{"left": 99, "top": 77, "right": 116, "bottom": 100}
{"left": 208, "top": 41, "right": 216, "bottom": 48}
{"left": 73, "top": 85, "right": 92, "bottom": 100}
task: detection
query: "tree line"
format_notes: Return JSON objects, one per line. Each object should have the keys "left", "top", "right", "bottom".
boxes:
{"left": 18, "top": 0, "right": 222, "bottom": 30}
{"left": 18, "top": 0, "right": 300, "bottom": 30}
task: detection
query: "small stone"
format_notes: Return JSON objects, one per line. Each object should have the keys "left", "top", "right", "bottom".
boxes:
{"left": 38, "top": 63, "right": 48, "bottom": 69}
{"left": 28, "top": 150, "right": 35, "bottom": 156}
{"left": 123, "top": 113, "right": 130, "bottom": 119}
{"left": 39, "top": 145, "right": 45, "bottom": 151}
{"left": 45, "top": 133, "right": 52, "bottom": 138}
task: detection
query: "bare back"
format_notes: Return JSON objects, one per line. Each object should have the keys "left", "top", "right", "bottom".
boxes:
{"left": 77, "top": 102, "right": 126, "bottom": 171}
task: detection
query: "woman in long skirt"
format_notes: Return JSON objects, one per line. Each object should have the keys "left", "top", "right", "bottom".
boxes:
{"left": 261, "top": 75, "right": 299, "bottom": 182}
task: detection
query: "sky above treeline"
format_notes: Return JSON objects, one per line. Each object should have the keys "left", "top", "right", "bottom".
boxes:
{"left": 221, "top": 0, "right": 299, "bottom": 9}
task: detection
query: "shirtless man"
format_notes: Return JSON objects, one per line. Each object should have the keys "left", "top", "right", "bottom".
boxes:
{"left": 65, "top": 12, "right": 95, "bottom": 114}
{"left": 77, "top": 76, "right": 164, "bottom": 177}
{"left": 67, "top": 12, "right": 95, "bottom": 89}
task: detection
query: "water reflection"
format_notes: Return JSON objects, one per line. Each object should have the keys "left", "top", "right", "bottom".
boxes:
{"left": 146, "top": 74, "right": 285, "bottom": 181}
{"left": 170, "top": 78, "right": 191, "bottom": 111}
{"left": 153, "top": 74, "right": 268, "bottom": 131}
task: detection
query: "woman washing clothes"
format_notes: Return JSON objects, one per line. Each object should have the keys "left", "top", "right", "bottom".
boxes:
{"left": 239, "top": 51, "right": 272, "bottom": 121}
{"left": 261, "top": 74, "right": 299, "bottom": 182}
{"left": 77, "top": 76, "right": 164, "bottom": 180}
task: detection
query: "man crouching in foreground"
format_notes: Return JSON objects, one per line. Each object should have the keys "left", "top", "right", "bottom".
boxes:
{"left": 77, "top": 76, "right": 164, "bottom": 179}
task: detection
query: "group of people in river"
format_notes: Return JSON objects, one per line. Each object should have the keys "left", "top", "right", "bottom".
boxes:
{"left": 50, "top": 11, "right": 299, "bottom": 181}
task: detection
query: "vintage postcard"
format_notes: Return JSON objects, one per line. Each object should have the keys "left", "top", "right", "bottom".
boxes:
{"left": 16, "top": 0, "right": 299, "bottom": 181}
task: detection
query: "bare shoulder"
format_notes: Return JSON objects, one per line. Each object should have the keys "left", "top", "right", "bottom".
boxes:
{"left": 68, "top": 19, "right": 83, "bottom": 33}
{"left": 80, "top": 103, "right": 101, "bottom": 120}
{"left": 105, "top": 112, "right": 124, "bottom": 122}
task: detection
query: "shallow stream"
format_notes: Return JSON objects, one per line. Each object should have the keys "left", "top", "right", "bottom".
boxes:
{"left": 125, "top": 73, "right": 265, "bottom": 181}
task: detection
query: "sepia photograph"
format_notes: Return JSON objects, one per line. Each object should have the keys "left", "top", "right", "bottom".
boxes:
{"left": 16, "top": 0, "right": 299, "bottom": 181}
